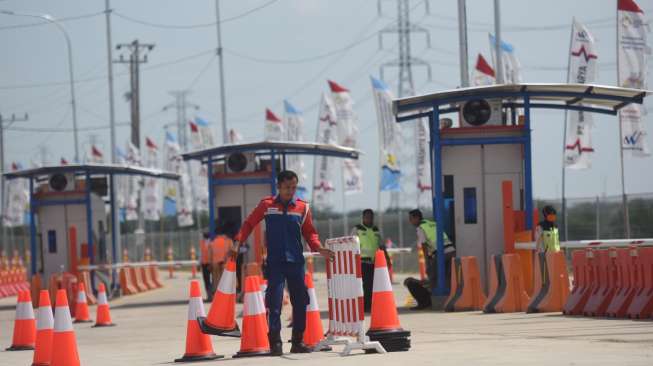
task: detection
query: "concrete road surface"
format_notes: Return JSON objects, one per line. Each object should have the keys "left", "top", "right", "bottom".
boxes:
{"left": 1, "top": 271, "right": 651, "bottom": 365}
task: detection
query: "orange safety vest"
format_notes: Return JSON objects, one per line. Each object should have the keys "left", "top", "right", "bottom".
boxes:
{"left": 210, "top": 236, "right": 232, "bottom": 265}
{"left": 200, "top": 239, "right": 210, "bottom": 264}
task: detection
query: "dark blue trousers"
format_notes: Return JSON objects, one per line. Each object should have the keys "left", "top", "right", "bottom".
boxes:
{"left": 265, "top": 261, "right": 308, "bottom": 335}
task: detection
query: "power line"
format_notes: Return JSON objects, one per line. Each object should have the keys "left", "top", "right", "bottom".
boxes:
{"left": 112, "top": 0, "right": 279, "bottom": 30}
{"left": 0, "top": 10, "right": 105, "bottom": 30}
{"left": 0, "top": 48, "right": 215, "bottom": 90}
{"left": 186, "top": 54, "right": 216, "bottom": 91}
{"left": 223, "top": 32, "right": 379, "bottom": 64}
{"left": 6, "top": 122, "right": 129, "bottom": 133}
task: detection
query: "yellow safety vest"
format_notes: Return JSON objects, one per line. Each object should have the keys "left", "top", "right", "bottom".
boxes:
{"left": 541, "top": 227, "right": 560, "bottom": 252}
{"left": 356, "top": 224, "right": 380, "bottom": 260}
{"left": 419, "top": 219, "right": 453, "bottom": 254}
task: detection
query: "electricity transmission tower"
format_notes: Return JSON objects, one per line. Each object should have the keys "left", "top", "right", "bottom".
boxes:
{"left": 378, "top": 0, "right": 432, "bottom": 212}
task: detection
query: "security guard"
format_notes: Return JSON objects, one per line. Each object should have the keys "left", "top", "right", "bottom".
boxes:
{"left": 351, "top": 209, "right": 383, "bottom": 312}
{"left": 407, "top": 209, "right": 455, "bottom": 307}
{"left": 536, "top": 205, "right": 560, "bottom": 252}
{"left": 230, "top": 170, "right": 334, "bottom": 355}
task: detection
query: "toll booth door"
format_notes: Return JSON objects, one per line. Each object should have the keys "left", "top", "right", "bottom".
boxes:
{"left": 40, "top": 206, "right": 69, "bottom": 280}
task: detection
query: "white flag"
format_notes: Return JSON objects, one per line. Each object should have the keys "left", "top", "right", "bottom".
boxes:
{"left": 164, "top": 132, "right": 194, "bottom": 227}
{"left": 312, "top": 94, "right": 338, "bottom": 208}
{"left": 283, "top": 100, "right": 308, "bottom": 199}
{"left": 564, "top": 19, "right": 599, "bottom": 169}
{"left": 329, "top": 80, "right": 363, "bottom": 194}
{"left": 264, "top": 109, "right": 284, "bottom": 141}
{"left": 3, "top": 162, "right": 28, "bottom": 227}
{"left": 618, "top": 0, "right": 651, "bottom": 156}
{"left": 371, "top": 76, "right": 402, "bottom": 192}
{"left": 489, "top": 34, "right": 522, "bottom": 84}
{"left": 473, "top": 54, "right": 496, "bottom": 86}
{"left": 142, "top": 138, "right": 160, "bottom": 221}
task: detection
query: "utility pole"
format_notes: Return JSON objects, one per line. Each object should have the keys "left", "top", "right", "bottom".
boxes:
{"left": 115, "top": 40, "right": 154, "bottom": 149}
{"left": 115, "top": 39, "right": 154, "bottom": 237}
{"left": 104, "top": 0, "right": 117, "bottom": 164}
{"left": 0, "top": 113, "right": 28, "bottom": 252}
{"left": 214, "top": 0, "right": 229, "bottom": 144}
{"left": 457, "top": 0, "right": 470, "bottom": 87}
{"left": 493, "top": 0, "right": 504, "bottom": 84}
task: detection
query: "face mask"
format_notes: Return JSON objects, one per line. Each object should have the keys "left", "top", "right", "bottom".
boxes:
{"left": 546, "top": 214, "right": 556, "bottom": 222}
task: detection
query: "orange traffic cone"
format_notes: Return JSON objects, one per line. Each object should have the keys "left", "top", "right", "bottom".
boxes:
{"left": 233, "top": 276, "right": 270, "bottom": 358}
{"left": 367, "top": 250, "right": 411, "bottom": 352}
{"left": 32, "top": 290, "right": 54, "bottom": 366}
{"left": 6, "top": 289, "right": 36, "bottom": 351}
{"left": 93, "top": 283, "right": 115, "bottom": 327}
{"left": 368, "top": 249, "right": 403, "bottom": 333}
{"left": 74, "top": 282, "right": 92, "bottom": 323}
{"left": 303, "top": 272, "right": 327, "bottom": 349}
{"left": 175, "top": 280, "right": 223, "bottom": 362}
{"left": 198, "top": 259, "right": 240, "bottom": 337}
{"left": 51, "top": 289, "right": 80, "bottom": 366}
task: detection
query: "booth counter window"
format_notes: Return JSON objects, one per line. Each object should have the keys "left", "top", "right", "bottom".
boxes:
{"left": 463, "top": 187, "right": 478, "bottom": 224}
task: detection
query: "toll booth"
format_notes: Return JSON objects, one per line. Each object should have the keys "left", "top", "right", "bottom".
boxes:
{"left": 182, "top": 141, "right": 360, "bottom": 265}
{"left": 3, "top": 164, "right": 179, "bottom": 292}
{"left": 393, "top": 83, "right": 649, "bottom": 296}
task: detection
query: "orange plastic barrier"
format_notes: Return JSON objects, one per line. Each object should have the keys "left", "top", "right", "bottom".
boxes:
{"left": 563, "top": 249, "right": 594, "bottom": 315}
{"left": 77, "top": 271, "right": 96, "bottom": 305}
{"left": 445, "top": 256, "right": 486, "bottom": 312}
{"left": 494, "top": 254, "right": 530, "bottom": 313}
{"left": 149, "top": 265, "right": 164, "bottom": 288}
{"left": 140, "top": 266, "right": 154, "bottom": 290}
{"left": 583, "top": 249, "right": 618, "bottom": 316}
{"left": 119, "top": 268, "right": 138, "bottom": 295}
{"left": 129, "top": 267, "right": 146, "bottom": 292}
{"left": 527, "top": 251, "right": 570, "bottom": 313}
{"left": 626, "top": 247, "right": 653, "bottom": 319}
{"left": 483, "top": 255, "right": 502, "bottom": 313}
{"left": 606, "top": 247, "right": 639, "bottom": 318}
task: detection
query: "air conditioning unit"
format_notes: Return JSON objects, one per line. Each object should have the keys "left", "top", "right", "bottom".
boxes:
{"left": 460, "top": 98, "right": 504, "bottom": 127}
{"left": 226, "top": 152, "right": 256, "bottom": 173}
{"left": 48, "top": 173, "right": 75, "bottom": 192}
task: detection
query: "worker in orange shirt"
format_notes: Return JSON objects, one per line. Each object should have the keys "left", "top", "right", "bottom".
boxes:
{"left": 199, "top": 232, "right": 212, "bottom": 298}
{"left": 210, "top": 222, "right": 234, "bottom": 295}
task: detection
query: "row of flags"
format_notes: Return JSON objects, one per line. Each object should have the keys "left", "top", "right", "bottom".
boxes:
{"left": 472, "top": 0, "right": 650, "bottom": 170}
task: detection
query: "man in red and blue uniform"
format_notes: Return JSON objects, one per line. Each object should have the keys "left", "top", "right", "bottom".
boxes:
{"left": 231, "top": 170, "right": 333, "bottom": 355}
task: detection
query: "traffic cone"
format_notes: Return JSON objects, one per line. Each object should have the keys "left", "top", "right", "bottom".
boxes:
{"left": 366, "top": 250, "right": 411, "bottom": 352}
{"left": 32, "top": 290, "right": 54, "bottom": 366}
{"left": 175, "top": 280, "right": 223, "bottom": 362}
{"left": 198, "top": 259, "right": 240, "bottom": 337}
{"left": 6, "top": 289, "right": 36, "bottom": 351}
{"left": 51, "top": 289, "right": 80, "bottom": 366}
{"left": 74, "top": 282, "right": 92, "bottom": 323}
{"left": 368, "top": 249, "right": 402, "bottom": 332}
{"left": 93, "top": 283, "right": 115, "bottom": 327}
{"left": 233, "top": 276, "right": 270, "bottom": 358}
{"left": 303, "top": 272, "right": 327, "bottom": 349}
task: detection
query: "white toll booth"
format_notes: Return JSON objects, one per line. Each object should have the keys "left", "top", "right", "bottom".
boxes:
{"left": 393, "top": 83, "right": 650, "bottom": 296}
{"left": 4, "top": 164, "right": 179, "bottom": 292}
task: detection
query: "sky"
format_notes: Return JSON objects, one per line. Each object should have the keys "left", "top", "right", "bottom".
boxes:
{"left": 0, "top": 0, "right": 652, "bottom": 212}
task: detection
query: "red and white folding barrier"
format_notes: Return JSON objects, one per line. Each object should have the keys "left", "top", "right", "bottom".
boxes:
{"left": 316, "top": 236, "right": 385, "bottom": 356}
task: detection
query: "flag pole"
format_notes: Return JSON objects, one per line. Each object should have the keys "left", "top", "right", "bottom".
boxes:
{"left": 616, "top": 4, "right": 631, "bottom": 238}
{"left": 561, "top": 19, "right": 574, "bottom": 241}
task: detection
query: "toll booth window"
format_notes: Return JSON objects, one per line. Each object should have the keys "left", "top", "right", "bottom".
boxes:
{"left": 47, "top": 230, "right": 57, "bottom": 253}
{"left": 463, "top": 188, "right": 478, "bottom": 224}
